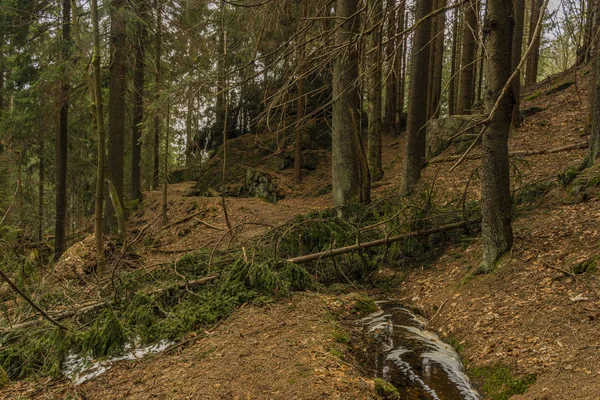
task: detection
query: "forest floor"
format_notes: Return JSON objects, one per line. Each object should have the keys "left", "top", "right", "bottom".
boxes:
{"left": 3, "top": 66, "right": 600, "bottom": 399}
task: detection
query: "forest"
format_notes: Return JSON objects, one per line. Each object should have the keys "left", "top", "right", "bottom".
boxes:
{"left": 0, "top": 0, "right": 600, "bottom": 398}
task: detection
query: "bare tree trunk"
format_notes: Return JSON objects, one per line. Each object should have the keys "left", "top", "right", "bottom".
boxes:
{"left": 367, "top": 0, "right": 384, "bottom": 182}
{"left": 91, "top": 0, "right": 106, "bottom": 270}
{"left": 480, "top": 0, "right": 514, "bottom": 272}
{"left": 153, "top": 3, "right": 162, "bottom": 191}
{"left": 384, "top": 0, "right": 397, "bottom": 135}
{"left": 584, "top": 0, "right": 600, "bottom": 166}
{"left": 105, "top": 0, "right": 127, "bottom": 233}
{"left": 38, "top": 136, "right": 44, "bottom": 243}
{"left": 294, "top": 1, "right": 307, "bottom": 185}
{"left": 162, "top": 99, "right": 170, "bottom": 226}
{"left": 332, "top": 0, "right": 363, "bottom": 213}
{"left": 457, "top": 0, "right": 478, "bottom": 114}
{"left": 131, "top": 2, "right": 146, "bottom": 202}
{"left": 430, "top": 0, "right": 447, "bottom": 119}
{"left": 525, "top": 0, "right": 543, "bottom": 86}
{"left": 400, "top": 0, "right": 433, "bottom": 195}
{"left": 396, "top": 2, "right": 407, "bottom": 131}
{"left": 17, "top": 151, "right": 23, "bottom": 229}
{"left": 449, "top": 6, "right": 462, "bottom": 115}
{"left": 54, "top": 0, "right": 70, "bottom": 260}
{"left": 512, "top": 0, "right": 526, "bottom": 128}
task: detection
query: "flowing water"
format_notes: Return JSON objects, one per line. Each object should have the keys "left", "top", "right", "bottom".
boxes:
{"left": 359, "top": 301, "right": 480, "bottom": 400}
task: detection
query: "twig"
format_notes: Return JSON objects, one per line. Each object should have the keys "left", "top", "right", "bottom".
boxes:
{"left": 425, "top": 298, "right": 449, "bottom": 329}
{"left": 0, "top": 264, "right": 68, "bottom": 331}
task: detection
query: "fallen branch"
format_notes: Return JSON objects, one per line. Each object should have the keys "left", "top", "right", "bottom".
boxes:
{"left": 160, "top": 210, "right": 223, "bottom": 231}
{"left": 0, "top": 265, "right": 68, "bottom": 331}
{"left": 286, "top": 220, "right": 475, "bottom": 264}
{"left": 431, "top": 142, "right": 588, "bottom": 164}
{"left": 0, "top": 274, "right": 220, "bottom": 333}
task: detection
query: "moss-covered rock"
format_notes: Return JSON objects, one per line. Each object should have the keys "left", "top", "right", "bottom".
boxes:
{"left": 374, "top": 378, "right": 402, "bottom": 400}
{"left": 0, "top": 366, "right": 9, "bottom": 388}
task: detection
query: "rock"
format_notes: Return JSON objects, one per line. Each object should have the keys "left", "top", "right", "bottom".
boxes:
{"left": 168, "top": 168, "right": 189, "bottom": 184}
{"left": 426, "top": 115, "right": 481, "bottom": 159}
{"left": 243, "top": 169, "right": 283, "bottom": 203}
{"left": 374, "top": 378, "right": 401, "bottom": 400}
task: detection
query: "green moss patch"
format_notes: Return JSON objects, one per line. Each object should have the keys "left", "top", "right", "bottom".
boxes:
{"left": 471, "top": 364, "right": 536, "bottom": 400}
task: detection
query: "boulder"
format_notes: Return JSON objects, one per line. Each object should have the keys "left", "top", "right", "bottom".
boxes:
{"left": 426, "top": 115, "right": 481, "bottom": 159}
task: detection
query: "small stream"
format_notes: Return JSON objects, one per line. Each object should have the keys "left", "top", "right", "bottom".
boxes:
{"left": 359, "top": 301, "right": 480, "bottom": 400}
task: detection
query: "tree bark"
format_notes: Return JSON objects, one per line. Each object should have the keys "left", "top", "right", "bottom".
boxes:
{"left": 131, "top": 2, "right": 146, "bottom": 202}
{"left": 480, "top": 0, "right": 514, "bottom": 272}
{"left": 54, "top": 0, "right": 70, "bottom": 260}
{"left": 367, "top": 0, "right": 384, "bottom": 182}
{"left": 400, "top": 0, "right": 433, "bottom": 195}
{"left": 294, "top": 1, "right": 307, "bottom": 185}
{"left": 449, "top": 6, "right": 462, "bottom": 115}
{"left": 153, "top": 3, "right": 162, "bottom": 191}
{"left": 91, "top": 0, "right": 106, "bottom": 270}
{"left": 395, "top": 2, "right": 407, "bottom": 131}
{"left": 332, "top": 0, "right": 363, "bottom": 213}
{"left": 38, "top": 135, "right": 44, "bottom": 243}
{"left": 430, "top": 0, "right": 447, "bottom": 119}
{"left": 105, "top": 0, "right": 127, "bottom": 233}
{"left": 384, "top": 0, "right": 397, "bottom": 136}
{"left": 584, "top": 0, "right": 600, "bottom": 165}
{"left": 525, "top": 0, "right": 543, "bottom": 86}
{"left": 457, "top": 0, "right": 478, "bottom": 114}
{"left": 512, "top": 0, "right": 525, "bottom": 128}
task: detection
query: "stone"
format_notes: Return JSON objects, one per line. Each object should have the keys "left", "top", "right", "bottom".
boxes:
{"left": 426, "top": 115, "right": 481, "bottom": 159}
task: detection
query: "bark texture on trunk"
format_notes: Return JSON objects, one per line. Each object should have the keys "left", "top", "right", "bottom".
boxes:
{"left": 106, "top": 0, "right": 127, "bottom": 232}
{"left": 480, "top": 0, "right": 514, "bottom": 271}
{"left": 332, "top": 0, "right": 363, "bottom": 212}
{"left": 91, "top": 0, "right": 106, "bottom": 270}
{"left": 400, "top": 0, "right": 433, "bottom": 195}
{"left": 153, "top": 5, "right": 162, "bottom": 190}
{"left": 384, "top": 0, "right": 397, "bottom": 136}
{"left": 525, "top": 0, "right": 543, "bottom": 86}
{"left": 131, "top": 4, "right": 146, "bottom": 202}
{"left": 511, "top": 0, "right": 525, "bottom": 128}
{"left": 367, "top": 0, "right": 384, "bottom": 182}
{"left": 55, "top": 0, "right": 70, "bottom": 260}
{"left": 430, "top": 0, "right": 447, "bottom": 119}
{"left": 395, "top": 2, "right": 406, "bottom": 132}
{"left": 449, "top": 7, "right": 462, "bottom": 115}
{"left": 457, "top": 0, "right": 478, "bottom": 114}
{"left": 585, "top": 0, "right": 600, "bottom": 165}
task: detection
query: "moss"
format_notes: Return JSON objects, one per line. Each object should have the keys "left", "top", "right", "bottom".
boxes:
{"left": 82, "top": 309, "right": 127, "bottom": 357}
{"left": 471, "top": 364, "right": 536, "bottom": 400}
{"left": 0, "top": 366, "right": 8, "bottom": 388}
{"left": 513, "top": 181, "right": 556, "bottom": 207}
{"left": 352, "top": 296, "right": 378, "bottom": 317}
{"left": 374, "top": 378, "right": 402, "bottom": 400}
{"left": 572, "top": 258, "right": 597, "bottom": 275}
{"left": 558, "top": 167, "right": 579, "bottom": 187}
{"left": 332, "top": 329, "right": 350, "bottom": 345}
{"left": 524, "top": 92, "right": 541, "bottom": 101}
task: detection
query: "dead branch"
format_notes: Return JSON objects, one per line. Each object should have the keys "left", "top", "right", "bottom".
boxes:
{"left": 0, "top": 265, "right": 68, "bottom": 331}
{"left": 160, "top": 210, "right": 223, "bottom": 231}
{"left": 286, "top": 220, "right": 475, "bottom": 264}
{"left": 0, "top": 274, "right": 219, "bottom": 333}
{"left": 431, "top": 142, "right": 588, "bottom": 164}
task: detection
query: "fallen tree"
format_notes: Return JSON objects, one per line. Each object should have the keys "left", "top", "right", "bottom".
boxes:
{"left": 0, "top": 273, "right": 219, "bottom": 333}
{"left": 431, "top": 142, "right": 588, "bottom": 164}
{"left": 286, "top": 220, "right": 475, "bottom": 264}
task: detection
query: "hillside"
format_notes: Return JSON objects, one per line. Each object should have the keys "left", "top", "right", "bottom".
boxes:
{"left": 2, "top": 66, "right": 600, "bottom": 400}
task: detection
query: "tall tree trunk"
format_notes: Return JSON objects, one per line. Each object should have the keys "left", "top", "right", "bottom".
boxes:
{"left": 153, "top": 3, "right": 162, "bottom": 190}
{"left": 512, "top": 0, "right": 526, "bottom": 128}
{"left": 131, "top": 3, "right": 146, "bottom": 202}
{"left": 91, "top": 0, "right": 106, "bottom": 270}
{"left": 54, "top": 0, "right": 70, "bottom": 260}
{"left": 580, "top": 0, "right": 594, "bottom": 64}
{"left": 294, "top": 1, "right": 308, "bottom": 185}
{"left": 584, "top": 0, "right": 600, "bottom": 166}
{"left": 332, "top": 0, "right": 363, "bottom": 213}
{"left": 480, "top": 0, "right": 514, "bottom": 271}
{"left": 38, "top": 135, "right": 44, "bottom": 243}
{"left": 105, "top": 0, "right": 127, "bottom": 233}
{"left": 457, "top": 0, "right": 478, "bottom": 114}
{"left": 17, "top": 152, "right": 23, "bottom": 229}
{"left": 430, "top": 0, "right": 447, "bottom": 119}
{"left": 384, "top": 0, "right": 397, "bottom": 135}
{"left": 449, "top": 6, "right": 462, "bottom": 115}
{"left": 525, "top": 0, "right": 543, "bottom": 86}
{"left": 395, "top": 2, "right": 407, "bottom": 131}
{"left": 162, "top": 99, "right": 170, "bottom": 226}
{"left": 367, "top": 0, "right": 384, "bottom": 182}
{"left": 400, "top": 0, "right": 433, "bottom": 195}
